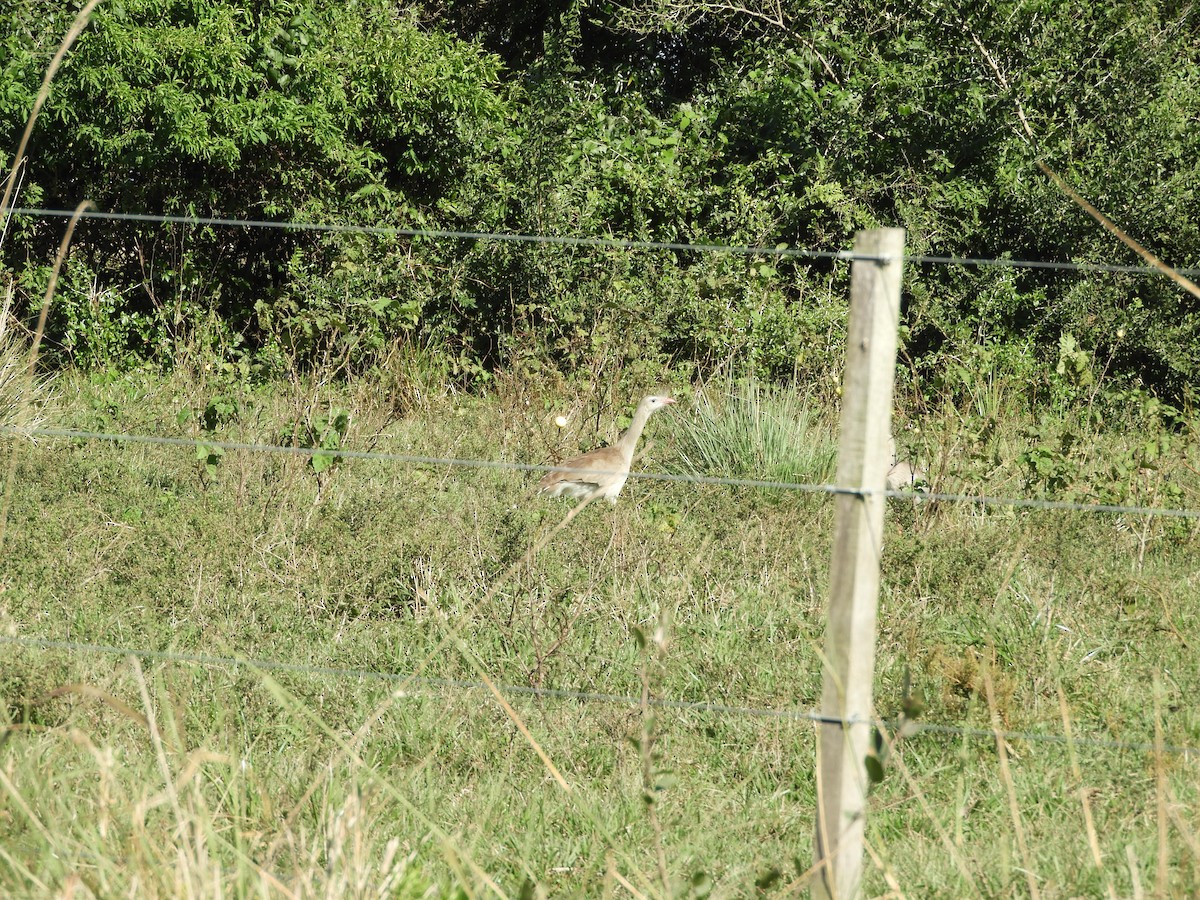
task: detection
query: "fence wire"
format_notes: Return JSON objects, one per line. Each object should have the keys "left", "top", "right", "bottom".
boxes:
{"left": 5, "top": 424, "right": 1200, "bottom": 520}
{"left": 10, "top": 206, "right": 1200, "bottom": 277}
{"left": 3, "top": 633, "right": 1195, "bottom": 757}
{"left": 7, "top": 206, "right": 878, "bottom": 263}
{"left": 3, "top": 207, "right": 1198, "bottom": 762}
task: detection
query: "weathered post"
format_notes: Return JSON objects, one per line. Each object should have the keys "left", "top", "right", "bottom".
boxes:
{"left": 814, "top": 227, "right": 905, "bottom": 900}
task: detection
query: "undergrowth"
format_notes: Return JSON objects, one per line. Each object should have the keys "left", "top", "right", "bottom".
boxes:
{"left": 0, "top": 363, "right": 1198, "bottom": 896}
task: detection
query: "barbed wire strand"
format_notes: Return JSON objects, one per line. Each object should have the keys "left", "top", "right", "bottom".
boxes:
{"left": 11, "top": 207, "right": 1200, "bottom": 277}
{"left": 7, "top": 424, "right": 1200, "bottom": 520}
{"left": 3, "top": 633, "right": 1195, "bottom": 757}
{"left": 905, "top": 252, "right": 1200, "bottom": 276}
{"left": 8, "top": 207, "right": 877, "bottom": 263}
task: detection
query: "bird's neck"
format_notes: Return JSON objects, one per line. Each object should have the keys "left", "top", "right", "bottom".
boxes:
{"left": 615, "top": 402, "right": 655, "bottom": 456}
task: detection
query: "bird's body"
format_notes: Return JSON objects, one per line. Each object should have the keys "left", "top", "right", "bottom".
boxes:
{"left": 539, "top": 395, "right": 675, "bottom": 504}
{"left": 885, "top": 459, "right": 926, "bottom": 491}
{"left": 886, "top": 435, "right": 927, "bottom": 491}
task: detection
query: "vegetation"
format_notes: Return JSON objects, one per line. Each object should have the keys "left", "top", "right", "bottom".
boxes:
{"left": 0, "top": 365, "right": 1198, "bottom": 896}
{"left": 3, "top": 0, "right": 1200, "bottom": 896}
{"left": 3, "top": 0, "right": 1200, "bottom": 398}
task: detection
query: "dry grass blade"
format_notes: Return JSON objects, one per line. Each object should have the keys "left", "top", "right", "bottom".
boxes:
{"left": 1126, "top": 844, "right": 1146, "bottom": 899}
{"left": 0, "top": 0, "right": 104, "bottom": 221}
{"left": 130, "top": 657, "right": 193, "bottom": 887}
{"left": 873, "top": 719, "right": 980, "bottom": 893}
{"left": 0, "top": 764, "right": 59, "bottom": 853}
{"left": 1057, "top": 686, "right": 1118, "bottom": 899}
{"left": 0, "top": 202, "right": 89, "bottom": 554}
{"left": 636, "top": 627, "right": 670, "bottom": 895}
{"left": 1154, "top": 680, "right": 1169, "bottom": 898}
{"left": 253, "top": 670, "right": 508, "bottom": 898}
{"left": 0, "top": 284, "right": 52, "bottom": 435}
{"left": 422, "top": 586, "right": 661, "bottom": 899}
{"left": 609, "top": 866, "right": 649, "bottom": 900}
{"left": 262, "top": 493, "right": 595, "bottom": 869}
{"left": 1037, "top": 160, "right": 1200, "bottom": 301}
{"left": 447, "top": 628, "right": 572, "bottom": 792}
{"left": 1165, "top": 783, "right": 1200, "bottom": 877}
{"left": 983, "top": 667, "right": 1040, "bottom": 900}
{"left": 781, "top": 853, "right": 828, "bottom": 895}
{"left": 0, "top": 840, "right": 48, "bottom": 894}
{"left": 27, "top": 201, "right": 93, "bottom": 368}
{"left": 0, "top": 682, "right": 149, "bottom": 751}
{"left": 863, "top": 837, "right": 907, "bottom": 899}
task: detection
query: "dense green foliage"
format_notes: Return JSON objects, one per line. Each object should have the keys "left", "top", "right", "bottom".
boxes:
{"left": 3, "top": 0, "right": 1200, "bottom": 398}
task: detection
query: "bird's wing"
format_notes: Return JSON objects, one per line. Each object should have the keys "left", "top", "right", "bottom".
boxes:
{"left": 538, "top": 446, "right": 625, "bottom": 488}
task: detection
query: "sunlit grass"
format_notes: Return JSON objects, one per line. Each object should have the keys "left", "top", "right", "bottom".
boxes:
{"left": 0, "top": 281, "right": 55, "bottom": 436}
{"left": 0, "top": 367, "right": 1198, "bottom": 896}
{"left": 672, "top": 374, "right": 837, "bottom": 484}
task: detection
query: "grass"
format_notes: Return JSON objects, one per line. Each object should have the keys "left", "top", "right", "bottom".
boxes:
{"left": 0, "top": 281, "right": 55, "bottom": 437}
{"left": 672, "top": 374, "right": 837, "bottom": 484}
{"left": 1, "top": 363, "right": 1199, "bottom": 897}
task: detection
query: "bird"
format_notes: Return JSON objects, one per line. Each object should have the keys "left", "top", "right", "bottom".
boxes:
{"left": 539, "top": 395, "right": 676, "bottom": 504}
{"left": 886, "top": 435, "right": 928, "bottom": 492}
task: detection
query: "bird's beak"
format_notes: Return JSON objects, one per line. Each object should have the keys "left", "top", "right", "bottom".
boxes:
{"left": 664, "top": 397, "right": 677, "bottom": 405}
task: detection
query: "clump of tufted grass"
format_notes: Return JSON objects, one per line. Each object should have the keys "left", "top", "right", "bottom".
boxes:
{"left": 672, "top": 373, "right": 836, "bottom": 484}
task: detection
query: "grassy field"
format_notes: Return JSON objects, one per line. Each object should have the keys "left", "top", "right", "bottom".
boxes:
{"left": 2, "top": 363, "right": 1200, "bottom": 897}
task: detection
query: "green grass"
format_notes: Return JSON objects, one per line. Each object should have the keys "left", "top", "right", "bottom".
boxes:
{"left": 1, "top": 366, "right": 1199, "bottom": 896}
{"left": 672, "top": 375, "right": 837, "bottom": 484}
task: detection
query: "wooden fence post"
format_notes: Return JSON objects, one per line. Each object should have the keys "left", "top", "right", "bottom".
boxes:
{"left": 813, "top": 227, "right": 905, "bottom": 900}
